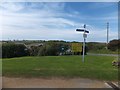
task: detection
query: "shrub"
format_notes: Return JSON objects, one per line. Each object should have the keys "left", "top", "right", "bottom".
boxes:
{"left": 108, "top": 39, "right": 120, "bottom": 51}
{"left": 2, "top": 43, "right": 29, "bottom": 58}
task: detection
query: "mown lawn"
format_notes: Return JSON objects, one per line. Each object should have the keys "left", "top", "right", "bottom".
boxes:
{"left": 2, "top": 55, "right": 118, "bottom": 81}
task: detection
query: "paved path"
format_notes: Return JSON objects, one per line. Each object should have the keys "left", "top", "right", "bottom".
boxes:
{"left": 2, "top": 77, "right": 111, "bottom": 88}
{"left": 88, "top": 53, "right": 118, "bottom": 57}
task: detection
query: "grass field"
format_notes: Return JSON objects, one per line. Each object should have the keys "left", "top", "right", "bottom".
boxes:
{"left": 2, "top": 55, "right": 118, "bottom": 81}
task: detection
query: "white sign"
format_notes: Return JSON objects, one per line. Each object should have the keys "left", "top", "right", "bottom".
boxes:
{"left": 83, "top": 33, "right": 87, "bottom": 38}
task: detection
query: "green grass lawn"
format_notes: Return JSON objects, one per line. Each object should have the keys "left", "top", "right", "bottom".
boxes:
{"left": 2, "top": 55, "right": 118, "bottom": 81}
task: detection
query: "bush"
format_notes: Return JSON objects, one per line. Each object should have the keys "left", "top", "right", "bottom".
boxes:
{"left": 87, "top": 42, "right": 106, "bottom": 51}
{"left": 108, "top": 39, "right": 120, "bottom": 51}
{"left": 37, "top": 42, "right": 69, "bottom": 56}
{"left": 2, "top": 43, "right": 29, "bottom": 58}
{"left": 112, "top": 58, "right": 120, "bottom": 68}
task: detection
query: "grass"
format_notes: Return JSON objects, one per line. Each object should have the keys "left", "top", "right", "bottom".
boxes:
{"left": 2, "top": 55, "right": 118, "bottom": 81}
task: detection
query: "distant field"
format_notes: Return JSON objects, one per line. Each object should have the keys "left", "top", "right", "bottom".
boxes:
{"left": 88, "top": 49, "right": 118, "bottom": 54}
{"left": 2, "top": 55, "right": 118, "bottom": 81}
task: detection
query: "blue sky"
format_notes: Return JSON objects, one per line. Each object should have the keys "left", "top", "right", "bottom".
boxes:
{"left": 0, "top": 2, "right": 118, "bottom": 42}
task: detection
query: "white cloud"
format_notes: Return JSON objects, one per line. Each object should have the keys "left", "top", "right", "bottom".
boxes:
{"left": 0, "top": 2, "right": 83, "bottom": 31}
{"left": 0, "top": 2, "right": 25, "bottom": 12}
{"left": 0, "top": 2, "right": 82, "bottom": 41}
{"left": 87, "top": 26, "right": 118, "bottom": 42}
{"left": 2, "top": 23, "right": 118, "bottom": 42}
{"left": 2, "top": 25, "right": 79, "bottom": 40}
{"left": 0, "top": 2, "right": 118, "bottom": 42}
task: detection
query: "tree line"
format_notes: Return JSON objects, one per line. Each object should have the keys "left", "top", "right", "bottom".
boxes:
{"left": 2, "top": 39, "right": 120, "bottom": 58}
{"left": 2, "top": 41, "right": 69, "bottom": 58}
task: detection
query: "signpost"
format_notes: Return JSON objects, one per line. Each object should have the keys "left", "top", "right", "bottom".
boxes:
{"left": 106, "top": 22, "right": 109, "bottom": 49}
{"left": 76, "top": 24, "right": 89, "bottom": 62}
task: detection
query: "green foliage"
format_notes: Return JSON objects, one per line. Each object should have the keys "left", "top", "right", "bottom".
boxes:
{"left": 112, "top": 58, "right": 120, "bottom": 68}
{"left": 2, "top": 43, "right": 29, "bottom": 58}
{"left": 87, "top": 40, "right": 119, "bottom": 54}
{"left": 87, "top": 42, "right": 106, "bottom": 51}
{"left": 108, "top": 39, "right": 120, "bottom": 51}
{"left": 29, "top": 46, "right": 41, "bottom": 56}
{"left": 2, "top": 41, "right": 70, "bottom": 58}
{"left": 38, "top": 42, "right": 69, "bottom": 56}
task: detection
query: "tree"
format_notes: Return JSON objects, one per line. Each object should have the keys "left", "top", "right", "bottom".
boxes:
{"left": 107, "top": 39, "right": 120, "bottom": 51}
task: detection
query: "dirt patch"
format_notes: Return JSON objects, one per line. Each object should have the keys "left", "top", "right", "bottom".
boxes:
{"left": 2, "top": 77, "right": 111, "bottom": 88}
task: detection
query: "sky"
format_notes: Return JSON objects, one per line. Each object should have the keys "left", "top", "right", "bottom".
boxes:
{"left": 0, "top": 2, "right": 118, "bottom": 42}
